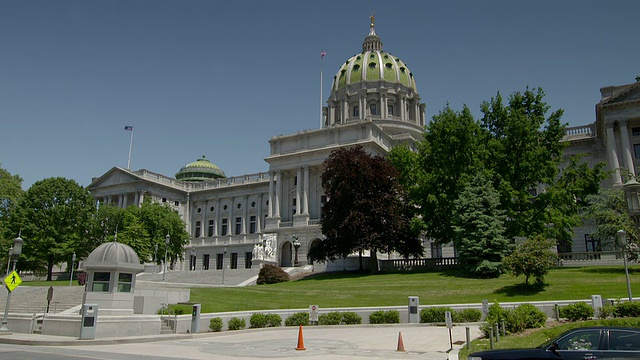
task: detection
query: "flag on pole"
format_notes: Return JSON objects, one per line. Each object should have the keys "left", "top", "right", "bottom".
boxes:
{"left": 320, "top": 51, "right": 326, "bottom": 59}
{"left": 124, "top": 125, "right": 133, "bottom": 131}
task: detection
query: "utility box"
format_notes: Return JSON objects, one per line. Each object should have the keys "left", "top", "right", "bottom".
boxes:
{"left": 591, "top": 295, "right": 603, "bottom": 316}
{"left": 79, "top": 304, "right": 99, "bottom": 340}
{"left": 408, "top": 296, "right": 419, "bottom": 323}
{"left": 191, "top": 304, "right": 201, "bottom": 333}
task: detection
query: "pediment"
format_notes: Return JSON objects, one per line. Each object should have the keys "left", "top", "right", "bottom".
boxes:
{"left": 601, "top": 82, "right": 640, "bottom": 107}
{"left": 88, "top": 167, "right": 143, "bottom": 189}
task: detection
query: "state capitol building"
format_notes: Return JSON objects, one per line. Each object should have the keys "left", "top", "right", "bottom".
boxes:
{"left": 87, "top": 18, "right": 640, "bottom": 273}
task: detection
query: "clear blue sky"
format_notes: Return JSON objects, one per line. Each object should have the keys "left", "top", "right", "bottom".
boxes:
{"left": 1, "top": 1, "right": 639, "bottom": 189}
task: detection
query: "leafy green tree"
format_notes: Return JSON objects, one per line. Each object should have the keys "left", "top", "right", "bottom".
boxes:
{"left": 8, "top": 177, "right": 96, "bottom": 280}
{"left": 453, "top": 172, "right": 509, "bottom": 277}
{"left": 583, "top": 188, "right": 638, "bottom": 261}
{"left": 502, "top": 235, "right": 558, "bottom": 285}
{"left": 0, "top": 165, "right": 23, "bottom": 257}
{"left": 317, "top": 146, "right": 422, "bottom": 272}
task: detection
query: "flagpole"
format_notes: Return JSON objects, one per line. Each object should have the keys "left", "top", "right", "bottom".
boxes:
{"left": 320, "top": 50, "right": 325, "bottom": 129}
{"left": 126, "top": 126, "right": 134, "bottom": 170}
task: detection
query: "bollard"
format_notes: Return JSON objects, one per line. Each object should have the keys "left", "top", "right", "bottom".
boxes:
{"left": 554, "top": 304, "right": 560, "bottom": 321}
{"left": 489, "top": 328, "right": 494, "bottom": 349}
{"left": 466, "top": 326, "right": 470, "bottom": 350}
{"left": 495, "top": 323, "right": 500, "bottom": 342}
{"left": 501, "top": 320, "right": 506, "bottom": 337}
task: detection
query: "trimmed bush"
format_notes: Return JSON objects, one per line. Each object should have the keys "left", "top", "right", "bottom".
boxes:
{"left": 318, "top": 311, "right": 342, "bottom": 325}
{"left": 369, "top": 310, "right": 400, "bottom": 324}
{"left": 559, "top": 302, "right": 594, "bottom": 321}
{"left": 228, "top": 317, "right": 246, "bottom": 331}
{"left": 420, "top": 307, "right": 453, "bottom": 323}
{"left": 285, "top": 312, "right": 309, "bottom": 326}
{"left": 257, "top": 264, "right": 290, "bottom": 285}
{"left": 266, "top": 313, "right": 282, "bottom": 327}
{"left": 614, "top": 301, "right": 640, "bottom": 318}
{"left": 515, "top": 303, "right": 547, "bottom": 329}
{"left": 249, "top": 313, "right": 268, "bottom": 328}
{"left": 457, "top": 308, "right": 482, "bottom": 322}
{"left": 341, "top": 312, "right": 362, "bottom": 325}
{"left": 598, "top": 304, "right": 615, "bottom": 319}
{"left": 209, "top": 317, "right": 223, "bottom": 332}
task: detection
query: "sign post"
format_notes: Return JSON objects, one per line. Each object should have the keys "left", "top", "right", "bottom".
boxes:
{"left": 309, "top": 305, "right": 319, "bottom": 325}
{"left": 445, "top": 310, "right": 453, "bottom": 351}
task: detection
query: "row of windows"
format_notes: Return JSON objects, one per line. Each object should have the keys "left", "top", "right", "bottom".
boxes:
{"left": 92, "top": 272, "right": 133, "bottom": 293}
{"left": 353, "top": 104, "right": 394, "bottom": 117}
{"left": 195, "top": 215, "right": 261, "bottom": 237}
{"left": 195, "top": 201, "right": 262, "bottom": 213}
{"left": 191, "top": 252, "right": 253, "bottom": 270}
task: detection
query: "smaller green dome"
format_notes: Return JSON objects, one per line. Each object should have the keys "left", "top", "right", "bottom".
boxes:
{"left": 176, "top": 155, "right": 226, "bottom": 182}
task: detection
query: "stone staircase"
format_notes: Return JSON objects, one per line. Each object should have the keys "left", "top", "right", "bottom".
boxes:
{"left": 0, "top": 285, "right": 85, "bottom": 315}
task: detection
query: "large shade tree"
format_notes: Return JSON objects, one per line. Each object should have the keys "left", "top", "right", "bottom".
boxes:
{"left": 8, "top": 177, "right": 96, "bottom": 280}
{"left": 315, "top": 145, "right": 422, "bottom": 272}
{"left": 0, "top": 165, "right": 24, "bottom": 253}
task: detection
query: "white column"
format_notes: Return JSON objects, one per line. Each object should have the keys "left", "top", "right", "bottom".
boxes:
{"left": 296, "top": 167, "right": 302, "bottom": 215}
{"left": 303, "top": 166, "right": 310, "bottom": 215}
{"left": 275, "top": 171, "right": 282, "bottom": 217}
{"left": 134, "top": 191, "right": 139, "bottom": 206}
{"left": 342, "top": 99, "right": 348, "bottom": 123}
{"left": 400, "top": 96, "right": 406, "bottom": 121}
{"left": 257, "top": 193, "right": 263, "bottom": 231}
{"left": 268, "top": 171, "right": 274, "bottom": 217}
{"left": 202, "top": 201, "right": 207, "bottom": 237}
{"left": 619, "top": 120, "right": 636, "bottom": 178}
{"left": 138, "top": 191, "right": 144, "bottom": 206}
{"left": 606, "top": 122, "right": 623, "bottom": 185}
{"left": 217, "top": 198, "right": 222, "bottom": 236}
{"left": 119, "top": 193, "right": 125, "bottom": 207}
{"left": 242, "top": 195, "right": 248, "bottom": 234}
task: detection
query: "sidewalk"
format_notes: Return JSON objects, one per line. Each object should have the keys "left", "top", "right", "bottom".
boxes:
{"left": 0, "top": 324, "right": 481, "bottom": 360}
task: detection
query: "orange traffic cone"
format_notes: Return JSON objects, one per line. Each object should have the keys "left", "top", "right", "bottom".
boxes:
{"left": 396, "top": 331, "right": 406, "bottom": 352}
{"left": 296, "top": 325, "right": 306, "bottom": 351}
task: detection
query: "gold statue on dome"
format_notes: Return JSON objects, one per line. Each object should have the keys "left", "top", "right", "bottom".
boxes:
{"left": 370, "top": 12, "right": 375, "bottom": 28}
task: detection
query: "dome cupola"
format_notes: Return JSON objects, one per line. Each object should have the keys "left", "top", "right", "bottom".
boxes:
{"left": 175, "top": 155, "right": 226, "bottom": 182}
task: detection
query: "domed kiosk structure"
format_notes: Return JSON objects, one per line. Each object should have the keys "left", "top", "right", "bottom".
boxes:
{"left": 81, "top": 241, "right": 144, "bottom": 316}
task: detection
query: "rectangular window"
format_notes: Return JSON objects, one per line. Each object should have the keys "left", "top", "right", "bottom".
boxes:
{"left": 353, "top": 106, "right": 359, "bottom": 117}
{"left": 203, "top": 254, "right": 210, "bottom": 270}
{"left": 294, "top": 176, "right": 297, "bottom": 186}
{"left": 430, "top": 242, "right": 443, "bottom": 259}
{"left": 387, "top": 105, "right": 394, "bottom": 115}
{"left": 117, "top": 273, "right": 132, "bottom": 293}
{"left": 633, "top": 127, "right": 640, "bottom": 136}
{"left": 162, "top": 198, "right": 167, "bottom": 203}
{"left": 557, "top": 240, "right": 572, "bottom": 254}
{"left": 208, "top": 220, "right": 214, "bottom": 237}
{"left": 92, "top": 272, "right": 111, "bottom": 292}
{"left": 195, "top": 221, "right": 202, "bottom": 238}
{"left": 216, "top": 253, "right": 223, "bottom": 270}
{"left": 249, "top": 215, "right": 257, "bottom": 234}
{"left": 235, "top": 217, "right": 242, "bottom": 235}
{"left": 292, "top": 198, "right": 296, "bottom": 206}
{"left": 231, "top": 253, "right": 238, "bottom": 269}
{"left": 370, "top": 103, "right": 377, "bottom": 115}
{"left": 585, "top": 234, "right": 600, "bottom": 252}
{"left": 221, "top": 218, "right": 228, "bottom": 236}
{"left": 174, "top": 201, "right": 179, "bottom": 206}
{"left": 245, "top": 252, "right": 253, "bottom": 269}
{"left": 634, "top": 144, "right": 640, "bottom": 158}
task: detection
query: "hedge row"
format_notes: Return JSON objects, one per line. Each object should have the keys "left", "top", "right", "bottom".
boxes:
{"left": 420, "top": 307, "right": 482, "bottom": 323}
{"left": 480, "top": 302, "right": 547, "bottom": 337}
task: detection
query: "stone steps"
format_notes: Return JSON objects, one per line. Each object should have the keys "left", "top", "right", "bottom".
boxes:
{"left": 0, "top": 285, "right": 85, "bottom": 315}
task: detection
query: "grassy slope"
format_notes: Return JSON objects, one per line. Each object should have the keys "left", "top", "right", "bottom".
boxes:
{"left": 185, "top": 266, "right": 638, "bottom": 313}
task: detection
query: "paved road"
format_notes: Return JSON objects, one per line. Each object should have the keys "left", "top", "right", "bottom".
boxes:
{"left": 0, "top": 324, "right": 480, "bottom": 360}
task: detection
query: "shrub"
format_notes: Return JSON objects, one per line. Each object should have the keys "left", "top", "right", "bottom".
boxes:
{"left": 285, "top": 312, "right": 309, "bottom": 326}
{"left": 249, "top": 313, "right": 268, "bottom": 328}
{"left": 598, "top": 304, "right": 615, "bottom": 319}
{"left": 257, "top": 264, "right": 290, "bottom": 285}
{"left": 209, "top": 317, "right": 223, "bottom": 332}
{"left": 266, "top": 313, "right": 282, "bottom": 327}
{"left": 480, "top": 303, "right": 506, "bottom": 337}
{"left": 515, "top": 303, "right": 547, "bottom": 329}
{"left": 420, "top": 307, "right": 453, "bottom": 323}
{"left": 457, "top": 308, "right": 482, "bottom": 322}
{"left": 369, "top": 310, "right": 400, "bottom": 324}
{"left": 341, "top": 312, "right": 362, "bottom": 325}
{"left": 318, "top": 312, "right": 342, "bottom": 325}
{"left": 227, "top": 317, "right": 246, "bottom": 331}
{"left": 614, "top": 301, "right": 640, "bottom": 318}
{"left": 559, "top": 302, "right": 594, "bottom": 321}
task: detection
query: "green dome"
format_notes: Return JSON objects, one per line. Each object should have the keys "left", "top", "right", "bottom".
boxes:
{"left": 175, "top": 155, "right": 226, "bottom": 182}
{"left": 332, "top": 21, "right": 417, "bottom": 92}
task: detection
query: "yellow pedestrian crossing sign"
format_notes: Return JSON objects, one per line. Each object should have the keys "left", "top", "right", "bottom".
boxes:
{"left": 3, "top": 271, "right": 22, "bottom": 292}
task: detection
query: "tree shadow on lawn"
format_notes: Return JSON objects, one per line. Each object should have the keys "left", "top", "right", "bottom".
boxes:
{"left": 493, "top": 282, "right": 548, "bottom": 297}
{"left": 579, "top": 266, "right": 640, "bottom": 275}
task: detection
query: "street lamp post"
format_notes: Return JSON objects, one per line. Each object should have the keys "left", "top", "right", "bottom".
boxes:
{"left": 190, "top": 246, "right": 196, "bottom": 271}
{"left": 154, "top": 244, "right": 158, "bottom": 274}
{"left": 163, "top": 233, "right": 170, "bottom": 282}
{"left": 1, "top": 234, "right": 24, "bottom": 332}
{"left": 5, "top": 247, "right": 12, "bottom": 276}
{"left": 222, "top": 243, "right": 227, "bottom": 285}
{"left": 69, "top": 253, "right": 76, "bottom": 286}
{"left": 617, "top": 230, "right": 633, "bottom": 302}
{"left": 292, "top": 236, "right": 300, "bottom": 267}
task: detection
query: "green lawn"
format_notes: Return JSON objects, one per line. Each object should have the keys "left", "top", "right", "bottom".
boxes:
{"left": 182, "top": 266, "right": 638, "bottom": 313}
